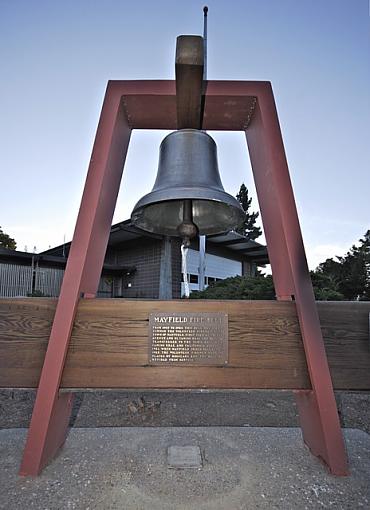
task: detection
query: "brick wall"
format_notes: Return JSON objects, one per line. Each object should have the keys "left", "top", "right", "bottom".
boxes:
{"left": 114, "top": 239, "right": 162, "bottom": 298}
{"left": 107, "top": 238, "right": 183, "bottom": 299}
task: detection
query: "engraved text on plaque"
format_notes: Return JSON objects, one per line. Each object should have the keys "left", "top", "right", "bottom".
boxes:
{"left": 148, "top": 312, "right": 228, "bottom": 365}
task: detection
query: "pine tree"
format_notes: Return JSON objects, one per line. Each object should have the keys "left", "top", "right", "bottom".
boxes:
{"left": 235, "top": 183, "right": 262, "bottom": 240}
{"left": 312, "top": 230, "right": 370, "bottom": 301}
{"left": 337, "top": 230, "right": 370, "bottom": 300}
{"left": 0, "top": 226, "right": 17, "bottom": 250}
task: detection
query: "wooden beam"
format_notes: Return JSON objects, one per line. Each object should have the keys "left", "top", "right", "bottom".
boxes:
{"left": 175, "top": 35, "right": 204, "bottom": 129}
{"left": 1, "top": 298, "right": 369, "bottom": 390}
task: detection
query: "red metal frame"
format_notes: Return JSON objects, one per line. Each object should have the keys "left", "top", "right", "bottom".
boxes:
{"left": 20, "top": 80, "right": 348, "bottom": 476}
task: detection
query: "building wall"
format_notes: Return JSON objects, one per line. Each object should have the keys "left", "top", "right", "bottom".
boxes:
{"left": 180, "top": 248, "right": 243, "bottom": 295}
{"left": 0, "top": 238, "right": 261, "bottom": 299}
{"left": 0, "top": 240, "right": 169, "bottom": 300}
{"left": 113, "top": 239, "right": 162, "bottom": 298}
{"left": 0, "top": 263, "right": 33, "bottom": 297}
{"left": 0, "top": 262, "right": 115, "bottom": 299}
{"left": 34, "top": 267, "right": 65, "bottom": 296}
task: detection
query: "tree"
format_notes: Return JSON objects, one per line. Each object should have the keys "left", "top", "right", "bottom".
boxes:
{"left": 311, "top": 230, "right": 370, "bottom": 301}
{"left": 235, "top": 183, "right": 262, "bottom": 240}
{"left": 190, "top": 229, "right": 370, "bottom": 301}
{"left": 189, "top": 274, "right": 275, "bottom": 300}
{"left": 337, "top": 230, "right": 370, "bottom": 300}
{"left": 0, "top": 226, "right": 16, "bottom": 250}
{"left": 310, "top": 270, "right": 344, "bottom": 301}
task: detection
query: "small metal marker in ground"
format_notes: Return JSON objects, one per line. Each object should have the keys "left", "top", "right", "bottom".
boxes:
{"left": 167, "top": 446, "right": 203, "bottom": 469}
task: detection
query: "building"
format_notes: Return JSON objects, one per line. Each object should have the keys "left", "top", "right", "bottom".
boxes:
{"left": 0, "top": 219, "right": 268, "bottom": 299}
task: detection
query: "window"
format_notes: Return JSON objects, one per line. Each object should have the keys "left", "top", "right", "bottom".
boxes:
{"left": 181, "top": 273, "right": 199, "bottom": 283}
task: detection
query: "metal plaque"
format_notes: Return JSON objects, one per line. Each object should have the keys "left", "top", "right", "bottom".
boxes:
{"left": 148, "top": 312, "right": 228, "bottom": 365}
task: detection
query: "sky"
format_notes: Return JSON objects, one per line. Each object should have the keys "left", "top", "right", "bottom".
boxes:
{"left": 0, "top": 0, "right": 369, "bottom": 269}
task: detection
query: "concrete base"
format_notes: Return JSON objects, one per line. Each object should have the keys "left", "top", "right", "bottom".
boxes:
{"left": 1, "top": 427, "right": 369, "bottom": 509}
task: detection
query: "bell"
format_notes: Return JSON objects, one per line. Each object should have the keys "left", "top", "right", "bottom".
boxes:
{"left": 131, "top": 129, "right": 245, "bottom": 242}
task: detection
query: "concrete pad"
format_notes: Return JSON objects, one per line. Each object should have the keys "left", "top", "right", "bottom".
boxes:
{"left": 0, "top": 427, "right": 369, "bottom": 509}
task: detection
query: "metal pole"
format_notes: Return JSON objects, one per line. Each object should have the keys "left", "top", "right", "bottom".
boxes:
{"left": 203, "top": 6, "right": 208, "bottom": 81}
{"left": 198, "top": 5, "right": 208, "bottom": 291}
{"left": 199, "top": 235, "right": 206, "bottom": 291}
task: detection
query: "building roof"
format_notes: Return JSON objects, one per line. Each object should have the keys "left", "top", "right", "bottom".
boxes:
{"left": 41, "top": 219, "right": 269, "bottom": 265}
{"left": 207, "top": 231, "right": 269, "bottom": 265}
{"left": 0, "top": 247, "right": 136, "bottom": 275}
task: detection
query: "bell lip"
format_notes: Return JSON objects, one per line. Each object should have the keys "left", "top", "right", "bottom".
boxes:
{"left": 131, "top": 214, "right": 245, "bottom": 238}
{"left": 131, "top": 186, "right": 245, "bottom": 215}
{"left": 131, "top": 196, "right": 246, "bottom": 237}
{"left": 131, "top": 222, "right": 242, "bottom": 238}
{"left": 159, "top": 128, "right": 216, "bottom": 149}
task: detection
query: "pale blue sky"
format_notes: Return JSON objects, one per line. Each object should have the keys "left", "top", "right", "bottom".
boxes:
{"left": 0, "top": 0, "right": 369, "bottom": 268}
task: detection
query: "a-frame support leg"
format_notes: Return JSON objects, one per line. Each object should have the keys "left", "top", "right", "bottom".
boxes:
{"left": 246, "top": 83, "right": 348, "bottom": 476}
{"left": 19, "top": 83, "right": 131, "bottom": 476}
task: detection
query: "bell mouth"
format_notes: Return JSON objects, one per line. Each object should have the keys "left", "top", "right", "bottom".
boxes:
{"left": 131, "top": 197, "right": 245, "bottom": 237}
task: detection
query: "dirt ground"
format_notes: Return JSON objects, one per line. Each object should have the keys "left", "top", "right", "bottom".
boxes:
{"left": 1, "top": 427, "right": 369, "bottom": 510}
{"left": 1, "top": 389, "right": 369, "bottom": 434}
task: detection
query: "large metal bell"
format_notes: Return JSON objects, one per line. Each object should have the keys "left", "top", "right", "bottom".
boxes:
{"left": 131, "top": 129, "right": 245, "bottom": 237}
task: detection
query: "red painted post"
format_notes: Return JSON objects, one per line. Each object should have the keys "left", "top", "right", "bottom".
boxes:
{"left": 245, "top": 83, "right": 348, "bottom": 475}
{"left": 19, "top": 83, "right": 131, "bottom": 476}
